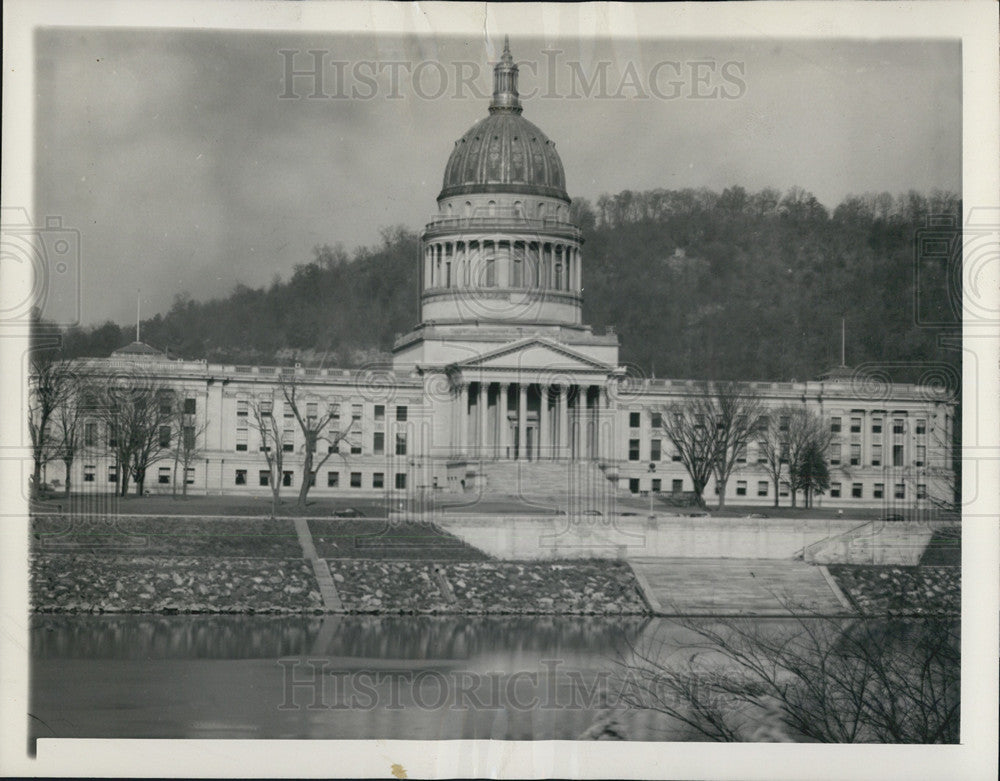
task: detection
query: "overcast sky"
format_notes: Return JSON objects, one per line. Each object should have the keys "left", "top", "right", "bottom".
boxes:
{"left": 35, "top": 30, "right": 961, "bottom": 327}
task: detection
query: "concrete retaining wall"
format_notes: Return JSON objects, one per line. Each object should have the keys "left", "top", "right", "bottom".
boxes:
{"left": 430, "top": 513, "right": 867, "bottom": 560}
{"left": 803, "top": 521, "right": 941, "bottom": 566}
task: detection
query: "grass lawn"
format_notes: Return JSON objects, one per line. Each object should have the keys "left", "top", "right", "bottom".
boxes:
{"left": 308, "top": 518, "right": 489, "bottom": 560}
{"left": 32, "top": 493, "right": 394, "bottom": 518}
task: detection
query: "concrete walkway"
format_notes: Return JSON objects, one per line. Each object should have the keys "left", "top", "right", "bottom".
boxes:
{"left": 629, "top": 558, "right": 852, "bottom": 616}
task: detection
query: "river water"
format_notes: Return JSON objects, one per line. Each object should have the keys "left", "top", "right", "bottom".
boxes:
{"left": 29, "top": 613, "right": 957, "bottom": 744}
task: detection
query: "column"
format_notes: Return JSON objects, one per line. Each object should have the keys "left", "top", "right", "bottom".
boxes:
{"left": 459, "top": 382, "right": 469, "bottom": 458}
{"left": 559, "top": 386, "right": 570, "bottom": 460}
{"left": 599, "top": 384, "right": 610, "bottom": 462}
{"left": 539, "top": 385, "right": 550, "bottom": 460}
{"left": 478, "top": 382, "right": 489, "bottom": 459}
{"left": 499, "top": 383, "right": 511, "bottom": 459}
{"left": 517, "top": 384, "right": 528, "bottom": 461}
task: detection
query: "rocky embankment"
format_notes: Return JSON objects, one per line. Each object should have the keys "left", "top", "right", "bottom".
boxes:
{"left": 828, "top": 565, "right": 960, "bottom": 615}
{"left": 31, "top": 553, "right": 648, "bottom": 615}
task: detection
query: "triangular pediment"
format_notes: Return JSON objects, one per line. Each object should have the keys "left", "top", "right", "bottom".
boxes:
{"left": 449, "top": 338, "right": 614, "bottom": 372}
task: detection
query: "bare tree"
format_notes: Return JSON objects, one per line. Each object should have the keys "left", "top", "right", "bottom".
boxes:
{"left": 658, "top": 381, "right": 762, "bottom": 508}
{"left": 279, "top": 376, "right": 354, "bottom": 507}
{"left": 613, "top": 612, "right": 959, "bottom": 743}
{"left": 51, "top": 370, "right": 91, "bottom": 497}
{"left": 709, "top": 382, "right": 763, "bottom": 509}
{"left": 756, "top": 411, "right": 787, "bottom": 508}
{"left": 97, "top": 371, "right": 173, "bottom": 496}
{"left": 27, "top": 351, "right": 74, "bottom": 497}
{"left": 250, "top": 391, "right": 287, "bottom": 517}
{"left": 785, "top": 407, "right": 835, "bottom": 508}
{"left": 168, "top": 394, "right": 208, "bottom": 498}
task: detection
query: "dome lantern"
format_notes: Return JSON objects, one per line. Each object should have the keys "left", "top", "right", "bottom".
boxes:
{"left": 489, "top": 35, "right": 522, "bottom": 114}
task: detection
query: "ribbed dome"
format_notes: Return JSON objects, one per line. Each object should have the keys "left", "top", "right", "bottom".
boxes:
{"left": 438, "top": 38, "right": 569, "bottom": 202}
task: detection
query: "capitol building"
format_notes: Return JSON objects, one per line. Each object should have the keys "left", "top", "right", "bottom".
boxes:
{"left": 53, "top": 42, "right": 955, "bottom": 511}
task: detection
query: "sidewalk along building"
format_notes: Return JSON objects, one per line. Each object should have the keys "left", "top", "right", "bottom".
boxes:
{"left": 41, "top": 41, "right": 956, "bottom": 512}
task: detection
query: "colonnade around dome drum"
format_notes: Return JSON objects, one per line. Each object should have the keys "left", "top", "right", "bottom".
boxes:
{"left": 445, "top": 379, "right": 613, "bottom": 461}
{"left": 422, "top": 236, "right": 582, "bottom": 293}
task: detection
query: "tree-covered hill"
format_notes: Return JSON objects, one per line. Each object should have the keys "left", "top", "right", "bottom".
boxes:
{"left": 55, "top": 187, "right": 961, "bottom": 385}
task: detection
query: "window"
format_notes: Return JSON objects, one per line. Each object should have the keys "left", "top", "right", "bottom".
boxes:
{"left": 893, "top": 418, "right": 904, "bottom": 434}
{"left": 917, "top": 483, "right": 927, "bottom": 500}
{"left": 237, "top": 399, "right": 248, "bottom": 417}
{"left": 373, "top": 432, "right": 385, "bottom": 455}
{"left": 871, "top": 418, "right": 882, "bottom": 434}
{"left": 651, "top": 412, "right": 662, "bottom": 429}
{"left": 651, "top": 478, "right": 661, "bottom": 492}
{"left": 628, "top": 439, "right": 640, "bottom": 461}
{"left": 183, "top": 426, "right": 195, "bottom": 451}
{"left": 352, "top": 404, "right": 362, "bottom": 421}
{"left": 829, "top": 443, "right": 841, "bottom": 465}
{"left": 871, "top": 444, "right": 882, "bottom": 467}
{"left": 329, "top": 402, "right": 341, "bottom": 421}
{"left": 830, "top": 416, "right": 841, "bottom": 433}
{"left": 84, "top": 422, "right": 97, "bottom": 446}
{"left": 236, "top": 429, "right": 248, "bottom": 452}
{"left": 283, "top": 430, "right": 295, "bottom": 452}
{"left": 183, "top": 397, "right": 196, "bottom": 415}
{"left": 758, "top": 442, "right": 768, "bottom": 464}
{"left": 395, "top": 473, "right": 407, "bottom": 489}
{"left": 108, "top": 425, "right": 117, "bottom": 448}
{"left": 395, "top": 433, "right": 407, "bottom": 456}
{"left": 374, "top": 405, "right": 385, "bottom": 421}
{"left": 830, "top": 482, "right": 841, "bottom": 498}
{"left": 780, "top": 442, "right": 789, "bottom": 463}
{"left": 916, "top": 419, "right": 926, "bottom": 435}
{"left": 84, "top": 465, "right": 95, "bottom": 482}
{"left": 757, "top": 481, "right": 769, "bottom": 497}
{"left": 873, "top": 482, "right": 884, "bottom": 499}
{"left": 628, "top": 478, "right": 640, "bottom": 494}
{"left": 672, "top": 449, "right": 682, "bottom": 462}
{"left": 350, "top": 472, "right": 362, "bottom": 488}
{"left": 327, "top": 471, "right": 339, "bottom": 488}
{"left": 306, "top": 402, "right": 318, "bottom": 424}
{"left": 672, "top": 479, "right": 684, "bottom": 493}
{"left": 850, "top": 444, "right": 861, "bottom": 466}
{"left": 396, "top": 405, "right": 408, "bottom": 421}
{"left": 759, "top": 415, "right": 770, "bottom": 432}
{"left": 779, "top": 416, "right": 790, "bottom": 432}
{"left": 259, "top": 470, "right": 270, "bottom": 487}
{"left": 308, "top": 471, "right": 316, "bottom": 487}
{"left": 259, "top": 400, "right": 273, "bottom": 417}
{"left": 282, "top": 471, "right": 293, "bottom": 487}
{"left": 373, "top": 472, "right": 385, "bottom": 489}
{"left": 107, "top": 466, "right": 117, "bottom": 483}
{"left": 328, "top": 438, "right": 339, "bottom": 454}
{"left": 849, "top": 416, "right": 861, "bottom": 433}
{"left": 158, "top": 466, "right": 171, "bottom": 484}
{"left": 350, "top": 441, "right": 362, "bottom": 455}
{"left": 736, "top": 480, "right": 747, "bottom": 496}
{"left": 184, "top": 468, "right": 194, "bottom": 485}
{"left": 736, "top": 444, "right": 747, "bottom": 463}
{"left": 915, "top": 445, "right": 926, "bottom": 467}
{"left": 852, "top": 483, "right": 863, "bottom": 498}
{"left": 629, "top": 412, "right": 641, "bottom": 428}
{"left": 893, "top": 444, "right": 904, "bottom": 467}
{"left": 894, "top": 483, "right": 905, "bottom": 500}
{"left": 650, "top": 439, "right": 662, "bottom": 461}
{"left": 235, "top": 469, "right": 247, "bottom": 486}
{"left": 158, "top": 426, "right": 171, "bottom": 448}
{"left": 158, "top": 391, "right": 174, "bottom": 415}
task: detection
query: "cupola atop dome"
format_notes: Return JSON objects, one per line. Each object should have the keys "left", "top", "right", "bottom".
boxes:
{"left": 439, "top": 38, "right": 568, "bottom": 202}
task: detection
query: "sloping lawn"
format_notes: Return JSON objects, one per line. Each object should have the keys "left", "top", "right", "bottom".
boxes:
{"left": 309, "top": 519, "right": 489, "bottom": 561}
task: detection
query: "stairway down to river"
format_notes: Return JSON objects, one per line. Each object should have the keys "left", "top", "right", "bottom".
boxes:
{"left": 468, "top": 459, "right": 630, "bottom": 509}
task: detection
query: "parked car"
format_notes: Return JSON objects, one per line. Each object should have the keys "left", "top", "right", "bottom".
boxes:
{"left": 333, "top": 507, "right": 364, "bottom": 518}
{"left": 880, "top": 513, "right": 905, "bottom": 522}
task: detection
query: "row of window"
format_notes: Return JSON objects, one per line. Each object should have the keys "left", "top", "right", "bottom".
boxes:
{"left": 237, "top": 401, "right": 408, "bottom": 422}
{"left": 234, "top": 431, "right": 407, "bottom": 455}
{"left": 233, "top": 469, "right": 407, "bottom": 490}
{"left": 81, "top": 466, "right": 195, "bottom": 484}
{"left": 624, "top": 476, "right": 927, "bottom": 500}
{"left": 626, "top": 410, "right": 928, "bottom": 437}
{"left": 626, "top": 438, "right": 927, "bottom": 468}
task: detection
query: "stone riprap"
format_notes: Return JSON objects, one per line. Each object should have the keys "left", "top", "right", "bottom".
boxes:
{"left": 828, "top": 565, "right": 960, "bottom": 615}
{"left": 31, "top": 553, "right": 323, "bottom": 614}
{"left": 444, "top": 561, "right": 647, "bottom": 615}
{"left": 326, "top": 560, "right": 452, "bottom": 612}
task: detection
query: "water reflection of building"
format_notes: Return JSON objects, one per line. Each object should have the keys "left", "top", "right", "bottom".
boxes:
{"left": 47, "top": 40, "right": 955, "bottom": 510}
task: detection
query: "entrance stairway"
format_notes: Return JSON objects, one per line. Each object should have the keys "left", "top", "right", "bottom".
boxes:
{"left": 454, "top": 459, "right": 631, "bottom": 510}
